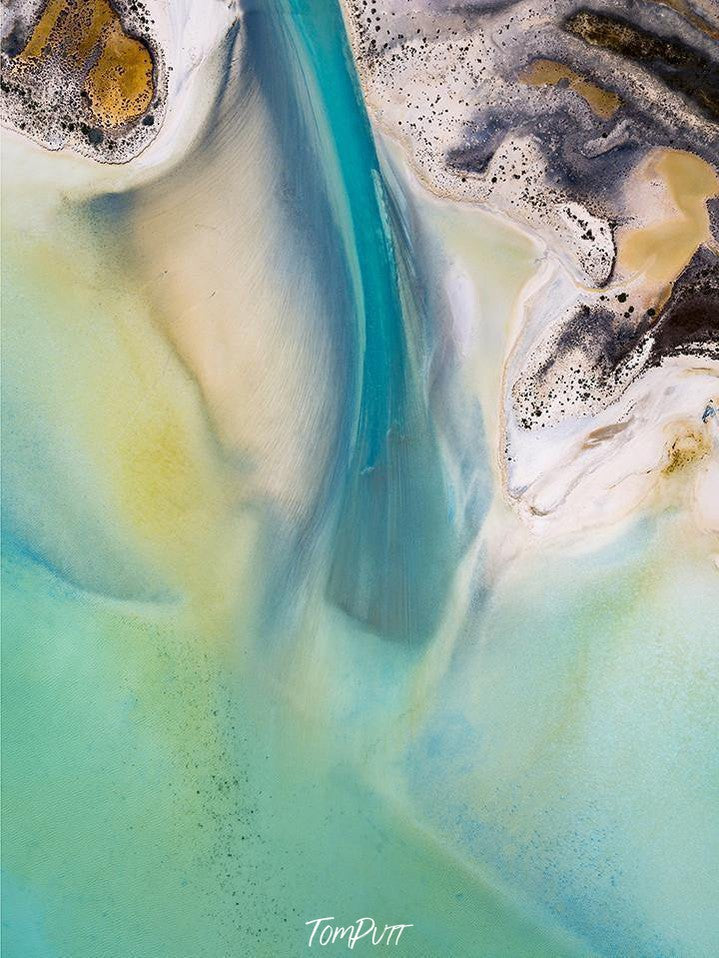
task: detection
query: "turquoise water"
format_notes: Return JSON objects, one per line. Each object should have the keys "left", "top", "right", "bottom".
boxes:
{"left": 278, "top": 0, "right": 408, "bottom": 464}
{"left": 0, "top": 2, "right": 571, "bottom": 955}
{"left": 2, "top": 540, "right": 588, "bottom": 957}
{"left": 4, "top": 2, "right": 717, "bottom": 956}
{"left": 262, "top": 0, "right": 464, "bottom": 643}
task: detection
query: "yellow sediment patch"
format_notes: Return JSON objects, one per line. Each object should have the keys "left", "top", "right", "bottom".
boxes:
{"left": 662, "top": 428, "right": 710, "bottom": 475}
{"left": 85, "top": 19, "right": 153, "bottom": 125}
{"left": 15, "top": 0, "right": 153, "bottom": 126}
{"left": 20, "top": 0, "right": 114, "bottom": 63}
{"left": 17, "top": 0, "right": 68, "bottom": 59}
{"left": 117, "top": 416, "right": 205, "bottom": 548}
{"left": 519, "top": 58, "right": 622, "bottom": 120}
{"left": 617, "top": 150, "right": 719, "bottom": 293}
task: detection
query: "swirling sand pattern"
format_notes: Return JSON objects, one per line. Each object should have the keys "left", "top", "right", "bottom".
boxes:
{"left": 2, "top": 1, "right": 718, "bottom": 955}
